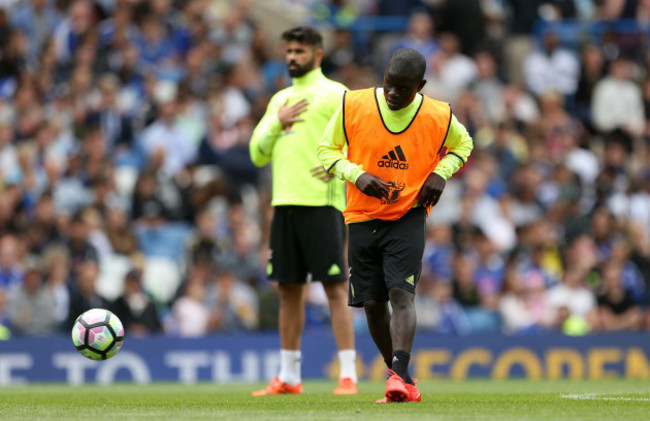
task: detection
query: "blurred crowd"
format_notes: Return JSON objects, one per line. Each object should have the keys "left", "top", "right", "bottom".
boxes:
{"left": 0, "top": 0, "right": 649, "bottom": 340}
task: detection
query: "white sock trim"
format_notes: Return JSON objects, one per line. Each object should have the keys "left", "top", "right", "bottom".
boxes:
{"left": 338, "top": 349, "right": 357, "bottom": 382}
{"left": 278, "top": 349, "right": 302, "bottom": 386}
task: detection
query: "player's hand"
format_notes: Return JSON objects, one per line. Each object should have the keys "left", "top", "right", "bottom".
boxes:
{"left": 310, "top": 165, "right": 334, "bottom": 183}
{"left": 418, "top": 172, "right": 446, "bottom": 207}
{"left": 278, "top": 99, "right": 308, "bottom": 128}
{"left": 355, "top": 172, "right": 389, "bottom": 199}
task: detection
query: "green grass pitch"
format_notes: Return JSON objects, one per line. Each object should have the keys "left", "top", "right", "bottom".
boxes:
{"left": 2, "top": 380, "right": 650, "bottom": 420}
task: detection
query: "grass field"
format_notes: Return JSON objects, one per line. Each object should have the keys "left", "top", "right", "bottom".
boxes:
{"left": 2, "top": 380, "right": 650, "bottom": 420}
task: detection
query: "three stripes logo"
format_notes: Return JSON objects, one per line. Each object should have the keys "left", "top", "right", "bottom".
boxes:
{"left": 378, "top": 145, "right": 409, "bottom": 170}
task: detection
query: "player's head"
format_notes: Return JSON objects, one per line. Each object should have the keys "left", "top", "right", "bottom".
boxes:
{"left": 281, "top": 26, "right": 324, "bottom": 78}
{"left": 383, "top": 48, "right": 427, "bottom": 110}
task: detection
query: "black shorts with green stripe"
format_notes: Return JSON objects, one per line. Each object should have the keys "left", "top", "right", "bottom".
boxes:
{"left": 267, "top": 206, "right": 346, "bottom": 284}
{"left": 347, "top": 207, "right": 426, "bottom": 307}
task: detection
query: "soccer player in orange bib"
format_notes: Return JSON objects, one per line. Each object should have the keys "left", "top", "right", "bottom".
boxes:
{"left": 318, "top": 48, "right": 473, "bottom": 402}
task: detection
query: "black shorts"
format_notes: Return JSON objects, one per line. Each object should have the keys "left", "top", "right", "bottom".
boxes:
{"left": 268, "top": 206, "right": 346, "bottom": 284}
{"left": 348, "top": 207, "right": 426, "bottom": 307}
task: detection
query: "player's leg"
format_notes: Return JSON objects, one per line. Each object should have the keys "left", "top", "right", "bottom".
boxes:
{"left": 367, "top": 296, "right": 420, "bottom": 404}
{"left": 253, "top": 206, "right": 306, "bottom": 396}
{"left": 322, "top": 280, "right": 358, "bottom": 394}
{"left": 323, "top": 281, "right": 354, "bottom": 350}
{"left": 380, "top": 208, "right": 426, "bottom": 402}
{"left": 348, "top": 218, "right": 394, "bottom": 400}
{"left": 362, "top": 299, "right": 393, "bottom": 365}
{"left": 276, "top": 282, "right": 306, "bottom": 387}
{"left": 301, "top": 206, "right": 357, "bottom": 394}
{"left": 277, "top": 282, "right": 307, "bottom": 349}
{"left": 387, "top": 287, "right": 416, "bottom": 382}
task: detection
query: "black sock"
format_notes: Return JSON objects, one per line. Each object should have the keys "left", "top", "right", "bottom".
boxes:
{"left": 392, "top": 350, "right": 414, "bottom": 385}
{"left": 384, "top": 358, "right": 392, "bottom": 370}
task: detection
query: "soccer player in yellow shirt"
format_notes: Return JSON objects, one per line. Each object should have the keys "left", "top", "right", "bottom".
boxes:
{"left": 250, "top": 26, "right": 357, "bottom": 396}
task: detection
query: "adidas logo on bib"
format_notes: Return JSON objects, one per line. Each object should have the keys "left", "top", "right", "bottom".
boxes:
{"left": 378, "top": 145, "right": 409, "bottom": 170}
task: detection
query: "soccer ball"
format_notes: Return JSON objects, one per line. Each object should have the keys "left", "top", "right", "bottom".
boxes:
{"left": 71, "top": 308, "right": 125, "bottom": 361}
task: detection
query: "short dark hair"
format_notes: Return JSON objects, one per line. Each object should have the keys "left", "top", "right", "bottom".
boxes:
{"left": 281, "top": 26, "right": 323, "bottom": 49}
{"left": 386, "top": 48, "right": 426, "bottom": 81}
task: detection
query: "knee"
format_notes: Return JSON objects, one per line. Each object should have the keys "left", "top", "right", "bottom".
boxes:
{"left": 278, "top": 283, "right": 305, "bottom": 302}
{"left": 363, "top": 300, "right": 388, "bottom": 319}
{"left": 323, "top": 281, "right": 348, "bottom": 301}
{"left": 388, "top": 288, "right": 414, "bottom": 310}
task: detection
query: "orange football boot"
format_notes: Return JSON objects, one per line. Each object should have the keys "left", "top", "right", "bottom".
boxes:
{"left": 376, "top": 371, "right": 421, "bottom": 403}
{"left": 405, "top": 380, "right": 421, "bottom": 402}
{"left": 384, "top": 369, "right": 409, "bottom": 402}
{"left": 251, "top": 377, "right": 303, "bottom": 396}
{"left": 333, "top": 377, "right": 358, "bottom": 395}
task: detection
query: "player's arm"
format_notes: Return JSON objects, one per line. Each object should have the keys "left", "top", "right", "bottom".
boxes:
{"left": 434, "top": 114, "right": 473, "bottom": 180}
{"left": 418, "top": 114, "right": 474, "bottom": 207}
{"left": 317, "top": 105, "right": 365, "bottom": 183}
{"left": 249, "top": 95, "right": 284, "bottom": 167}
{"left": 318, "top": 105, "right": 389, "bottom": 198}
{"left": 249, "top": 94, "right": 309, "bottom": 167}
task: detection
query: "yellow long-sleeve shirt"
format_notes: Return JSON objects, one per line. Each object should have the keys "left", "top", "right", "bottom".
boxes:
{"left": 250, "top": 68, "right": 347, "bottom": 211}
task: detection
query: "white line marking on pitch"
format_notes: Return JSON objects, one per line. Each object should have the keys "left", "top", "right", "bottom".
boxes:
{"left": 561, "top": 393, "right": 650, "bottom": 402}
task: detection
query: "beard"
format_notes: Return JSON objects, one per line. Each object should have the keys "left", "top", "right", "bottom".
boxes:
{"left": 287, "top": 57, "right": 316, "bottom": 78}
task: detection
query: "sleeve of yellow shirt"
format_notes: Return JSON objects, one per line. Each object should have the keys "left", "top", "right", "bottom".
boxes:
{"left": 249, "top": 93, "right": 285, "bottom": 167}
{"left": 317, "top": 104, "right": 366, "bottom": 184}
{"left": 432, "top": 114, "right": 474, "bottom": 180}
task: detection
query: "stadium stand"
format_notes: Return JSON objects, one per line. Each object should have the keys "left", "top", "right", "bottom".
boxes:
{"left": 0, "top": 0, "right": 649, "bottom": 340}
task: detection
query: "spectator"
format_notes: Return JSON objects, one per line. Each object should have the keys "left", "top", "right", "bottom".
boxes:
{"left": 0, "top": 234, "right": 23, "bottom": 292}
{"left": 210, "top": 4, "right": 257, "bottom": 67}
{"left": 206, "top": 266, "right": 259, "bottom": 332}
{"left": 321, "top": 29, "right": 362, "bottom": 79}
{"left": 422, "top": 224, "right": 454, "bottom": 284}
{"left": 425, "top": 32, "right": 478, "bottom": 104}
{"left": 65, "top": 212, "right": 99, "bottom": 279}
{"left": 52, "top": 0, "right": 95, "bottom": 65}
{"left": 436, "top": 0, "right": 486, "bottom": 56}
{"left": 66, "top": 259, "right": 110, "bottom": 330}
{"left": 626, "top": 223, "right": 650, "bottom": 306}
{"left": 169, "top": 278, "right": 213, "bottom": 337}
{"left": 523, "top": 31, "right": 580, "bottom": 100}
{"left": 575, "top": 44, "right": 605, "bottom": 129}
{"left": 185, "top": 206, "right": 229, "bottom": 266}
{"left": 452, "top": 252, "right": 500, "bottom": 334}
{"left": 140, "top": 80, "right": 196, "bottom": 177}
{"left": 498, "top": 265, "right": 553, "bottom": 334}
{"left": 85, "top": 73, "right": 134, "bottom": 152}
{"left": 547, "top": 265, "right": 598, "bottom": 331}
{"left": 131, "top": 169, "right": 171, "bottom": 223}
{"left": 389, "top": 11, "right": 438, "bottom": 71}
{"left": 0, "top": 121, "right": 19, "bottom": 183}
{"left": 135, "top": 15, "right": 177, "bottom": 72}
{"left": 112, "top": 269, "right": 161, "bottom": 336}
{"left": 218, "top": 222, "right": 260, "bottom": 287}
{"left": 9, "top": 0, "right": 62, "bottom": 65}
{"left": 482, "top": 121, "right": 526, "bottom": 180}
{"left": 7, "top": 256, "right": 58, "bottom": 335}
{"left": 595, "top": 260, "right": 643, "bottom": 331}
{"left": 42, "top": 244, "right": 71, "bottom": 329}
{"left": 471, "top": 50, "right": 505, "bottom": 125}
{"left": 105, "top": 205, "right": 138, "bottom": 256}
{"left": 0, "top": 287, "right": 10, "bottom": 339}
{"left": 591, "top": 57, "right": 645, "bottom": 138}
{"left": 417, "top": 277, "right": 470, "bottom": 335}
{"left": 501, "top": 83, "right": 541, "bottom": 125}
